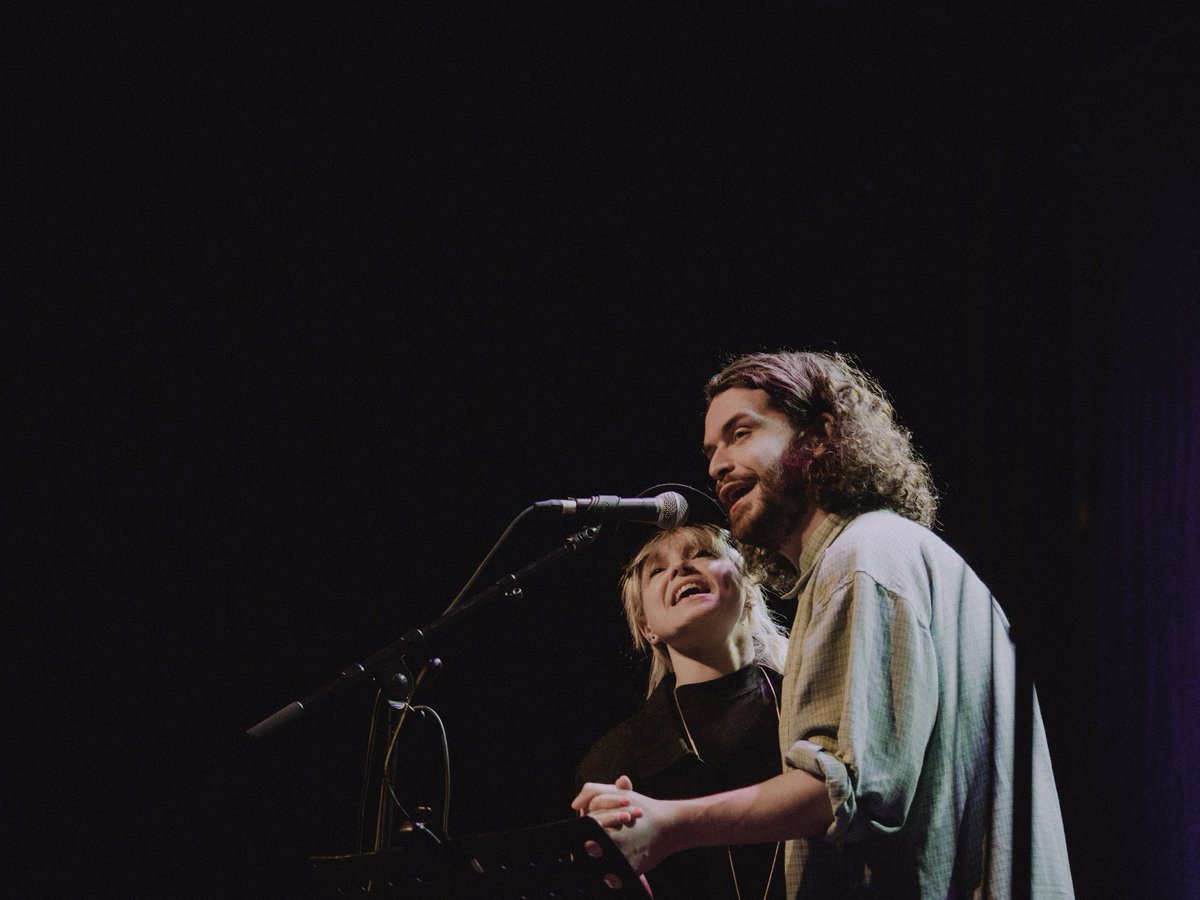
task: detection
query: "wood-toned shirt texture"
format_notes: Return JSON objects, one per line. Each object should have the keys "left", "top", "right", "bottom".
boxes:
{"left": 779, "top": 510, "right": 1073, "bottom": 899}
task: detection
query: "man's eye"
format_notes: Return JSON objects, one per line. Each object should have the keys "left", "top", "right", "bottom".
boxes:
{"left": 733, "top": 427, "right": 751, "bottom": 440}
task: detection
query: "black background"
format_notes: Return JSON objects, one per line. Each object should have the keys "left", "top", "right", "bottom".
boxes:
{"left": 15, "top": 3, "right": 1200, "bottom": 896}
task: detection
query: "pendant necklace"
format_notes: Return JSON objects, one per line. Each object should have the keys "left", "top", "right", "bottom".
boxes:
{"left": 671, "top": 666, "right": 782, "bottom": 900}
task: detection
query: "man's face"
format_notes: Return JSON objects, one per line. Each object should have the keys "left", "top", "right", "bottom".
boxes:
{"left": 702, "top": 387, "right": 808, "bottom": 555}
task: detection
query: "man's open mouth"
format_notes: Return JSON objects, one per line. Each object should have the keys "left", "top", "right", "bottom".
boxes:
{"left": 720, "top": 480, "right": 754, "bottom": 510}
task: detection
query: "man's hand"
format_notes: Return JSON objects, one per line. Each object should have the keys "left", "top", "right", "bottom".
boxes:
{"left": 572, "top": 768, "right": 831, "bottom": 877}
{"left": 571, "top": 775, "right": 677, "bottom": 875}
{"left": 573, "top": 774, "right": 643, "bottom": 827}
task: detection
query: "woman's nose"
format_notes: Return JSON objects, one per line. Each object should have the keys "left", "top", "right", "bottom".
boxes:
{"left": 672, "top": 559, "right": 696, "bottom": 577}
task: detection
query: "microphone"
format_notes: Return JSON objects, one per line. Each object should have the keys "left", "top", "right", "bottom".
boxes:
{"left": 533, "top": 492, "right": 688, "bottom": 528}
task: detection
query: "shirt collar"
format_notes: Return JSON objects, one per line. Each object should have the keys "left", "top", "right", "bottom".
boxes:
{"left": 633, "top": 666, "right": 773, "bottom": 777}
{"left": 781, "top": 510, "right": 853, "bottom": 599}
{"left": 632, "top": 674, "right": 694, "bottom": 776}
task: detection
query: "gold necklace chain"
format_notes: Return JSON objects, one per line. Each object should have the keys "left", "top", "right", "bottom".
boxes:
{"left": 671, "top": 666, "right": 782, "bottom": 900}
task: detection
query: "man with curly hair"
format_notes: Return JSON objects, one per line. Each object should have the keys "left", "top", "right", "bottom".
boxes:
{"left": 575, "top": 351, "right": 1073, "bottom": 898}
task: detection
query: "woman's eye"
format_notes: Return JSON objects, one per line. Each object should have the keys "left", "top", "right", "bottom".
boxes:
{"left": 648, "top": 566, "right": 665, "bottom": 577}
{"left": 694, "top": 549, "right": 714, "bottom": 559}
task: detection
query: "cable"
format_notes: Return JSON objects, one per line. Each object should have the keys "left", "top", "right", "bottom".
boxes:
{"left": 440, "top": 505, "right": 536, "bottom": 615}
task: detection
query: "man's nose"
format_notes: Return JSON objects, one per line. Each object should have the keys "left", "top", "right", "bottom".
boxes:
{"left": 708, "top": 445, "right": 731, "bottom": 482}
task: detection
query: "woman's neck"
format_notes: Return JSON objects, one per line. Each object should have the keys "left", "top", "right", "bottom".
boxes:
{"left": 668, "top": 640, "right": 750, "bottom": 687}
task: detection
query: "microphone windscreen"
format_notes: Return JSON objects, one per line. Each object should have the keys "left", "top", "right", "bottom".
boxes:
{"left": 657, "top": 491, "right": 688, "bottom": 528}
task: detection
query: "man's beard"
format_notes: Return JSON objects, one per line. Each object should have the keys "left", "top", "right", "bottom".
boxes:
{"left": 731, "top": 438, "right": 812, "bottom": 556}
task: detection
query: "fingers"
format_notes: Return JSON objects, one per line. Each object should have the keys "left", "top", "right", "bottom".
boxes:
{"left": 587, "top": 793, "right": 636, "bottom": 812}
{"left": 583, "top": 792, "right": 645, "bottom": 829}
{"left": 571, "top": 781, "right": 611, "bottom": 811}
{"left": 589, "top": 806, "right": 643, "bottom": 829}
{"left": 571, "top": 777, "right": 634, "bottom": 812}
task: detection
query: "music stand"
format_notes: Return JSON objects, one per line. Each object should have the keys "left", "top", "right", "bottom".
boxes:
{"left": 310, "top": 815, "right": 650, "bottom": 898}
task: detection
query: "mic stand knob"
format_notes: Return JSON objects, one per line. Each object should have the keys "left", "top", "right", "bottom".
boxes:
{"left": 377, "top": 658, "right": 415, "bottom": 703}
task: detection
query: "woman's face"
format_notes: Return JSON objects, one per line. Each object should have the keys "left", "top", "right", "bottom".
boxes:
{"left": 636, "top": 530, "right": 745, "bottom": 655}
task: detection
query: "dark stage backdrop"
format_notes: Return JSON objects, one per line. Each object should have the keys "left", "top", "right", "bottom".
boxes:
{"left": 14, "top": 4, "right": 1199, "bottom": 897}
{"left": 1067, "top": 143, "right": 1200, "bottom": 898}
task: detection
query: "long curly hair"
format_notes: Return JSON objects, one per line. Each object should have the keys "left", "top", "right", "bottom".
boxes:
{"left": 620, "top": 524, "right": 789, "bottom": 697}
{"left": 705, "top": 350, "right": 939, "bottom": 528}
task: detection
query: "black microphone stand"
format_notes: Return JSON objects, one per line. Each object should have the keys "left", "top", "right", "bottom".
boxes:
{"left": 246, "top": 524, "right": 602, "bottom": 742}
{"left": 245, "top": 523, "right": 652, "bottom": 898}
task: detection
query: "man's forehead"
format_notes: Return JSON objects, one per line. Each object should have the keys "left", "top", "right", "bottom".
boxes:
{"left": 705, "top": 386, "right": 773, "bottom": 422}
{"left": 702, "top": 387, "right": 779, "bottom": 447}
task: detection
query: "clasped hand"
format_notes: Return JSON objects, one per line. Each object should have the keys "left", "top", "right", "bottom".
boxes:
{"left": 571, "top": 775, "right": 675, "bottom": 875}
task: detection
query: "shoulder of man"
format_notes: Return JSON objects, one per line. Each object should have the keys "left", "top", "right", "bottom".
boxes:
{"left": 832, "top": 507, "right": 939, "bottom": 552}
{"left": 818, "top": 509, "right": 968, "bottom": 598}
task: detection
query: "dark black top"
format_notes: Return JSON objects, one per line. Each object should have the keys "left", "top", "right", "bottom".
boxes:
{"left": 576, "top": 665, "right": 786, "bottom": 900}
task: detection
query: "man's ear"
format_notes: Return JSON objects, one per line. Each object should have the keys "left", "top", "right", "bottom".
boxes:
{"left": 810, "top": 412, "right": 835, "bottom": 458}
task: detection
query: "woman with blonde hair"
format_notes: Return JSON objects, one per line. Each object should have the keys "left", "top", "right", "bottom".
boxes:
{"left": 575, "top": 486, "right": 789, "bottom": 900}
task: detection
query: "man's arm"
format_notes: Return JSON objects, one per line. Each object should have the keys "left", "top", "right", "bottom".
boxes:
{"left": 571, "top": 769, "right": 834, "bottom": 875}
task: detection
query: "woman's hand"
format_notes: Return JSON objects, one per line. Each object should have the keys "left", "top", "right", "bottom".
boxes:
{"left": 571, "top": 775, "right": 678, "bottom": 875}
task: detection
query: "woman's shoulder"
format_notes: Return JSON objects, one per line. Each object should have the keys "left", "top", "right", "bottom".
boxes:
{"left": 575, "top": 710, "right": 640, "bottom": 789}
{"left": 575, "top": 682, "right": 679, "bottom": 789}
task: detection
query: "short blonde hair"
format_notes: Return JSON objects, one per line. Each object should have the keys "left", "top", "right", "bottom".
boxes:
{"left": 619, "top": 524, "right": 788, "bottom": 696}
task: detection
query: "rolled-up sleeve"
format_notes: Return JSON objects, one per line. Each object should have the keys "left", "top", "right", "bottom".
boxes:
{"left": 782, "top": 572, "right": 938, "bottom": 844}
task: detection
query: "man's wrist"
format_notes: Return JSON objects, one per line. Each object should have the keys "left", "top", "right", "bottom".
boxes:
{"left": 668, "top": 794, "right": 721, "bottom": 854}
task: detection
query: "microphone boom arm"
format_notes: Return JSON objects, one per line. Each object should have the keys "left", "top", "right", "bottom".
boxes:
{"left": 246, "top": 524, "right": 602, "bottom": 741}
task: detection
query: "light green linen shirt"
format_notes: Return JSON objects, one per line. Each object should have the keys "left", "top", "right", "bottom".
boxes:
{"left": 779, "top": 510, "right": 1073, "bottom": 898}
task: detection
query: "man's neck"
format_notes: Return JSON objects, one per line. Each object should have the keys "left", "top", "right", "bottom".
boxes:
{"left": 778, "top": 504, "right": 830, "bottom": 567}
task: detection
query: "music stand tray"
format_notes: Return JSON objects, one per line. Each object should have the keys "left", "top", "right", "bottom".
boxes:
{"left": 310, "top": 816, "right": 650, "bottom": 898}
